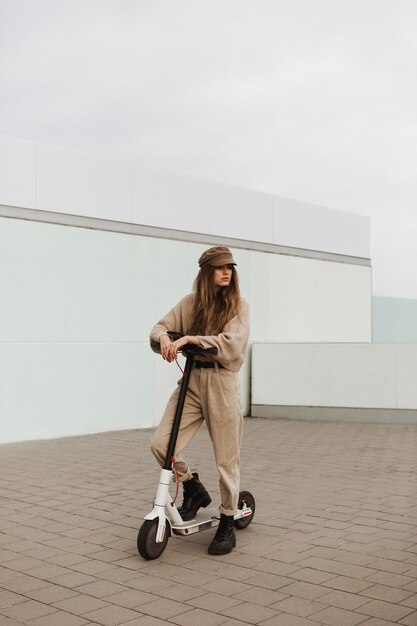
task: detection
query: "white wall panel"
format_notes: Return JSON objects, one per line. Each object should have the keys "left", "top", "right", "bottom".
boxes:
{"left": 152, "top": 238, "right": 204, "bottom": 320}
{"left": 252, "top": 344, "right": 398, "bottom": 408}
{"left": 249, "top": 251, "right": 372, "bottom": 342}
{"left": 0, "top": 135, "right": 37, "bottom": 208}
{"left": 37, "top": 143, "right": 132, "bottom": 221}
{"left": 132, "top": 166, "right": 274, "bottom": 242}
{"left": 0, "top": 217, "right": 154, "bottom": 342}
{"left": 273, "top": 196, "right": 370, "bottom": 258}
{"left": 0, "top": 342, "right": 152, "bottom": 444}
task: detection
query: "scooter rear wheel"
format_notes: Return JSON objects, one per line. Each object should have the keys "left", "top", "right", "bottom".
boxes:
{"left": 137, "top": 519, "right": 170, "bottom": 560}
{"left": 234, "top": 490, "right": 255, "bottom": 529}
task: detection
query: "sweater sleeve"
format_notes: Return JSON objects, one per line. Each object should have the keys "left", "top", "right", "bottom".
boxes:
{"left": 149, "top": 295, "right": 191, "bottom": 342}
{"left": 195, "top": 299, "right": 250, "bottom": 365}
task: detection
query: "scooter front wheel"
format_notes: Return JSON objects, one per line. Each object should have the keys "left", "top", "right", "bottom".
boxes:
{"left": 234, "top": 490, "right": 256, "bottom": 529}
{"left": 137, "top": 519, "right": 170, "bottom": 560}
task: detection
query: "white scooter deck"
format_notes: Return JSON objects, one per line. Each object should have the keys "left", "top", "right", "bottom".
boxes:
{"left": 171, "top": 506, "right": 220, "bottom": 536}
{"left": 171, "top": 503, "right": 253, "bottom": 536}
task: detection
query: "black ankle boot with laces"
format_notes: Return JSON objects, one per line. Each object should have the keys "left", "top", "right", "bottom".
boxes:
{"left": 208, "top": 513, "right": 236, "bottom": 555}
{"left": 177, "top": 472, "right": 212, "bottom": 521}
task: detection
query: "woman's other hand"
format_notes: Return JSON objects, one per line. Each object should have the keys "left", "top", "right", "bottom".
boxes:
{"left": 162, "top": 335, "right": 198, "bottom": 362}
{"left": 160, "top": 334, "right": 173, "bottom": 361}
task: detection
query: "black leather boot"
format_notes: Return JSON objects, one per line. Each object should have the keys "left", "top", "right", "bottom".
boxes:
{"left": 208, "top": 514, "right": 236, "bottom": 555}
{"left": 178, "top": 472, "right": 212, "bottom": 521}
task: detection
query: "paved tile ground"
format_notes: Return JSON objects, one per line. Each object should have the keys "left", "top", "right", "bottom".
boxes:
{"left": 1, "top": 418, "right": 417, "bottom": 626}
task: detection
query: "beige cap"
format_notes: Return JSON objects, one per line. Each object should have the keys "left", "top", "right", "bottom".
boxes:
{"left": 198, "top": 246, "right": 237, "bottom": 268}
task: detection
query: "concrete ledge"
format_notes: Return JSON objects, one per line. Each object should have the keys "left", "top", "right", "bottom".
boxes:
{"left": 251, "top": 404, "right": 417, "bottom": 425}
{"left": 0, "top": 204, "right": 371, "bottom": 266}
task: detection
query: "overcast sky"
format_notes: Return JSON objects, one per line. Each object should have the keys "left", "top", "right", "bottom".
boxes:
{"left": 1, "top": 0, "right": 416, "bottom": 298}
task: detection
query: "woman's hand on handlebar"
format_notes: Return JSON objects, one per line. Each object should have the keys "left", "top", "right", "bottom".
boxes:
{"left": 161, "top": 334, "right": 199, "bottom": 362}
{"left": 160, "top": 334, "right": 173, "bottom": 361}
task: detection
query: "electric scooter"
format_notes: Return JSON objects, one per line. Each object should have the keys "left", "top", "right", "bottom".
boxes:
{"left": 137, "top": 334, "right": 255, "bottom": 560}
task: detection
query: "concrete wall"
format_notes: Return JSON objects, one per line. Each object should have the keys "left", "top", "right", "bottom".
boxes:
{"left": 252, "top": 343, "right": 417, "bottom": 424}
{"left": 0, "top": 134, "right": 372, "bottom": 443}
{"left": 0, "top": 215, "right": 371, "bottom": 443}
{"left": 0, "top": 134, "right": 370, "bottom": 258}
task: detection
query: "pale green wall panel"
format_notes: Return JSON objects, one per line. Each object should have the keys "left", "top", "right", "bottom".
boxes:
{"left": 373, "top": 296, "right": 417, "bottom": 343}
{"left": 0, "top": 342, "right": 153, "bottom": 443}
{"left": 1, "top": 217, "right": 155, "bottom": 341}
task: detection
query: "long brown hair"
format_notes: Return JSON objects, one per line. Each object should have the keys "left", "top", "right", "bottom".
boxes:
{"left": 188, "top": 265, "right": 241, "bottom": 335}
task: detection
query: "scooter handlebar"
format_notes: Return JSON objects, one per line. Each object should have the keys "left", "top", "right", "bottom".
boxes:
{"left": 150, "top": 332, "right": 218, "bottom": 356}
{"left": 181, "top": 344, "right": 218, "bottom": 356}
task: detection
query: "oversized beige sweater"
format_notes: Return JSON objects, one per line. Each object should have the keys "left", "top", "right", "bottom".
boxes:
{"left": 150, "top": 294, "right": 249, "bottom": 372}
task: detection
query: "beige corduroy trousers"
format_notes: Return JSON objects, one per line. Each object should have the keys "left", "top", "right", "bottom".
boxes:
{"left": 150, "top": 364, "right": 243, "bottom": 516}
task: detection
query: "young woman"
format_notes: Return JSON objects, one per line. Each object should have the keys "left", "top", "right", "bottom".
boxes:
{"left": 149, "top": 245, "right": 249, "bottom": 555}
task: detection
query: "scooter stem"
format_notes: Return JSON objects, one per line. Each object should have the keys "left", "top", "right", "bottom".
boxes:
{"left": 163, "top": 352, "right": 195, "bottom": 470}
